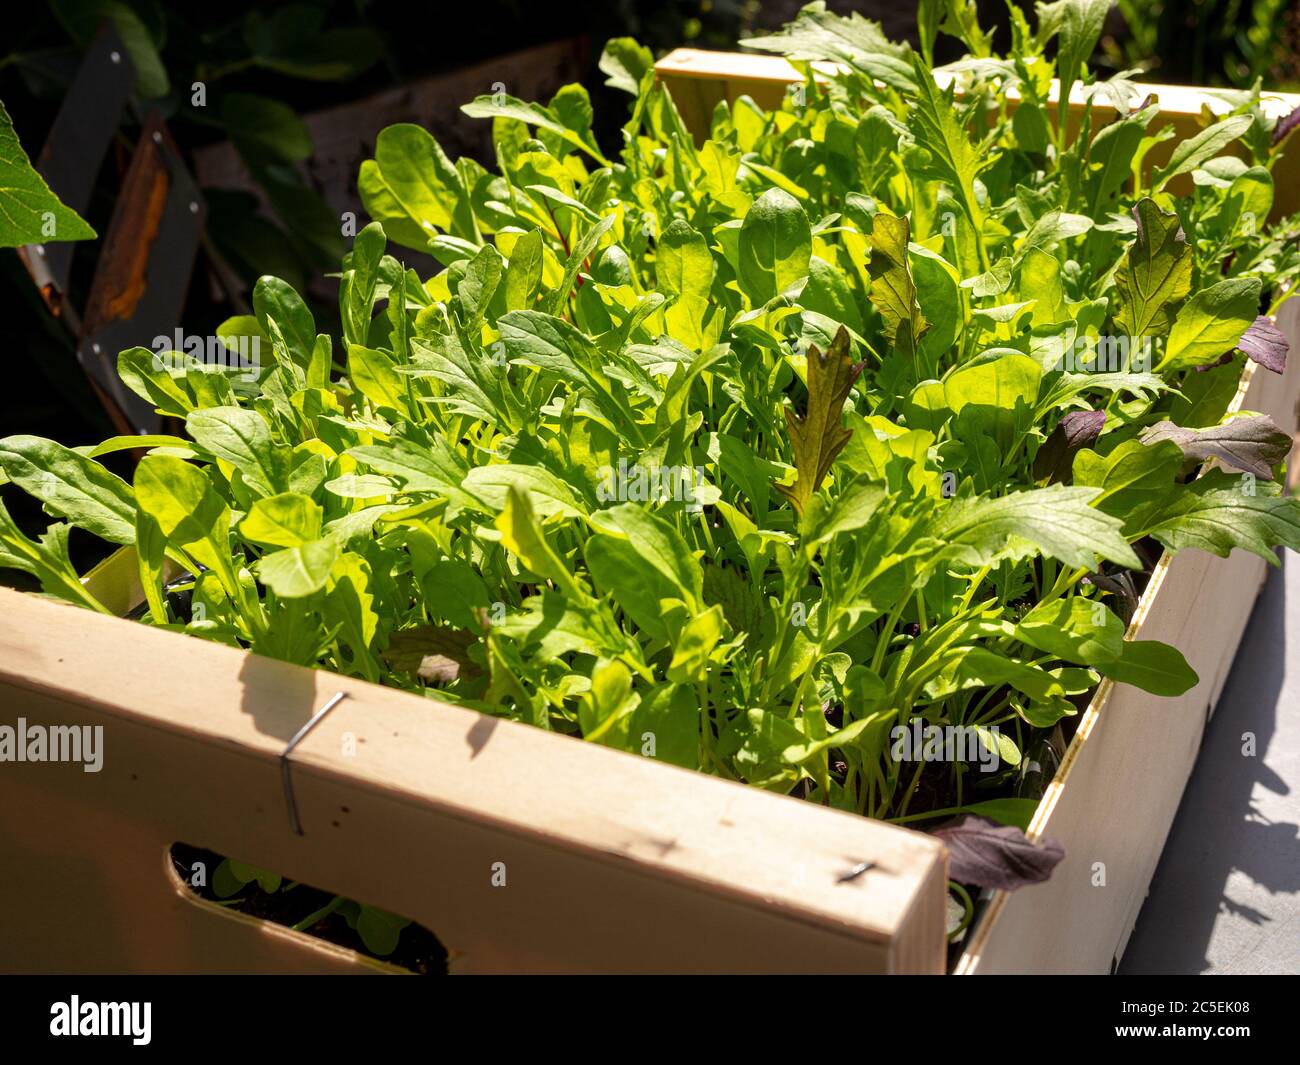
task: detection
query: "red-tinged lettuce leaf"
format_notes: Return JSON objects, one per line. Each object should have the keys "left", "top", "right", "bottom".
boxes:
{"left": 1033, "top": 408, "right": 1106, "bottom": 485}
{"left": 931, "top": 814, "right": 1065, "bottom": 890}
{"left": 776, "top": 325, "right": 864, "bottom": 517}
{"left": 1139, "top": 414, "right": 1292, "bottom": 480}
{"left": 1238, "top": 315, "right": 1288, "bottom": 374}
{"left": 1273, "top": 100, "right": 1300, "bottom": 146}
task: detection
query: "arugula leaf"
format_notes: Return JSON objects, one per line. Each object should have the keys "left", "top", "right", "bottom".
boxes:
{"left": 497, "top": 487, "right": 584, "bottom": 599}
{"left": 1149, "top": 470, "right": 1300, "bottom": 563}
{"left": 0, "top": 101, "right": 95, "bottom": 247}
{"left": 348, "top": 344, "right": 410, "bottom": 417}
{"left": 257, "top": 537, "right": 342, "bottom": 598}
{"left": 547, "top": 214, "right": 616, "bottom": 315}
{"left": 1099, "top": 638, "right": 1198, "bottom": 696}
{"left": 253, "top": 276, "right": 317, "bottom": 369}
{"left": 928, "top": 484, "right": 1142, "bottom": 570}
{"left": 464, "top": 464, "right": 589, "bottom": 520}
{"left": 462, "top": 94, "right": 610, "bottom": 165}
{"left": 1042, "top": 0, "right": 1110, "bottom": 107}
{"left": 186, "top": 407, "right": 286, "bottom": 498}
{"left": 240, "top": 493, "right": 324, "bottom": 548}
{"left": 1017, "top": 595, "right": 1124, "bottom": 664}
{"left": 1160, "top": 278, "right": 1261, "bottom": 371}
{"left": 348, "top": 437, "right": 482, "bottom": 516}
{"left": 503, "top": 228, "right": 544, "bottom": 312}
{"left": 1113, "top": 199, "right": 1192, "bottom": 337}
{"left": 1073, "top": 438, "right": 1185, "bottom": 534}
{"left": 407, "top": 331, "right": 521, "bottom": 431}
{"left": 588, "top": 502, "right": 704, "bottom": 610}
{"left": 0, "top": 501, "right": 109, "bottom": 612}
{"left": 599, "top": 38, "right": 655, "bottom": 95}
{"left": 1085, "top": 101, "right": 1160, "bottom": 211}
{"left": 1153, "top": 114, "right": 1254, "bottom": 189}
{"left": 657, "top": 219, "right": 715, "bottom": 300}
{"left": 905, "top": 52, "right": 989, "bottom": 245}
{"left": 117, "top": 347, "right": 194, "bottom": 417}
{"left": 357, "top": 124, "right": 474, "bottom": 248}
{"left": 739, "top": 3, "right": 917, "bottom": 92}
{"left": 0, "top": 436, "right": 136, "bottom": 545}
{"left": 133, "top": 455, "right": 240, "bottom": 599}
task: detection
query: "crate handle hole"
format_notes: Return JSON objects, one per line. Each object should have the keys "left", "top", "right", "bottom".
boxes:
{"left": 167, "top": 842, "right": 448, "bottom": 974}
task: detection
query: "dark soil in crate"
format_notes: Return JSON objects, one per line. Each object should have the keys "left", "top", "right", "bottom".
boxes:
{"left": 171, "top": 843, "right": 448, "bottom": 975}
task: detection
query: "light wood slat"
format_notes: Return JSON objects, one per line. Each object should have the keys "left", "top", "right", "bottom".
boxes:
{"left": 0, "top": 581, "right": 946, "bottom": 973}
{"left": 958, "top": 303, "right": 1300, "bottom": 973}
{"left": 654, "top": 48, "right": 1300, "bottom": 221}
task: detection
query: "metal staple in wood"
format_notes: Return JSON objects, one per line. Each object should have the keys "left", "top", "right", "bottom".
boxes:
{"left": 280, "top": 692, "right": 349, "bottom": 836}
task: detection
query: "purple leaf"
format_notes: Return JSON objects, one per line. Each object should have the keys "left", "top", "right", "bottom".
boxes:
{"left": 1272, "top": 101, "right": 1300, "bottom": 147}
{"left": 1083, "top": 567, "right": 1139, "bottom": 623}
{"left": 931, "top": 815, "right": 1065, "bottom": 891}
{"left": 1033, "top": 409, "right": 1106, "bottom": 485}
{"left": 1140, "top": 414, "right": 1292, "bottom": 480}
{"left": 1238, "top": 315, "right": 1288, "bottom": 374}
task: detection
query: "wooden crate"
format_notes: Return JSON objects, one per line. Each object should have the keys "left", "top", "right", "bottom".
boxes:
{"left": 1, "top": 53, "right": 1297, "bottom": 976}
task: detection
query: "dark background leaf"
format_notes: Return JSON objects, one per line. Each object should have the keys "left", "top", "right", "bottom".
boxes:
{"left": 1034, "top": 408, "right": 1106, "bottom": 485}
{"left": 383, "top": 624, "right": 481, "bottom": 684}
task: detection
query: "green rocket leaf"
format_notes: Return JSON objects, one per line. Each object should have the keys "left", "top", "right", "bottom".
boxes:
{"left": 0, "top": 101, "right": 95, "bottom": 247}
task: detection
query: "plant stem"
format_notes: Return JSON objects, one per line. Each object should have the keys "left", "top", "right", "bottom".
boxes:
{"left": 291, "top": 895, "right": 344, "bottom": 933}
{"left": 895, "top": 757, "right": 927, "bottom": 821}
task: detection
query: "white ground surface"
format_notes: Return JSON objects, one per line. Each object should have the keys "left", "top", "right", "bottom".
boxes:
{"left": 1120, "top": 553, "right": 1300, "bottom": 975}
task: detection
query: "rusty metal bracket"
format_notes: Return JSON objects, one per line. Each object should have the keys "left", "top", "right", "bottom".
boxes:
{"left": 16, "top": 22, "right": 135, "bottom": 322}
{"left": 13, "top": 21, "right": 207, "bottom": 435}
{"left": 76, "top": 112, "right": 206, "bottom": 434}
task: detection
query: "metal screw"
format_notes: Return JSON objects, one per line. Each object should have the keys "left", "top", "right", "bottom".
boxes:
{"left": 110, "top": 51, "right": 121, "bottom": 64}
{"left": 837, "top": 860, "right": 874, "bottom": 883}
